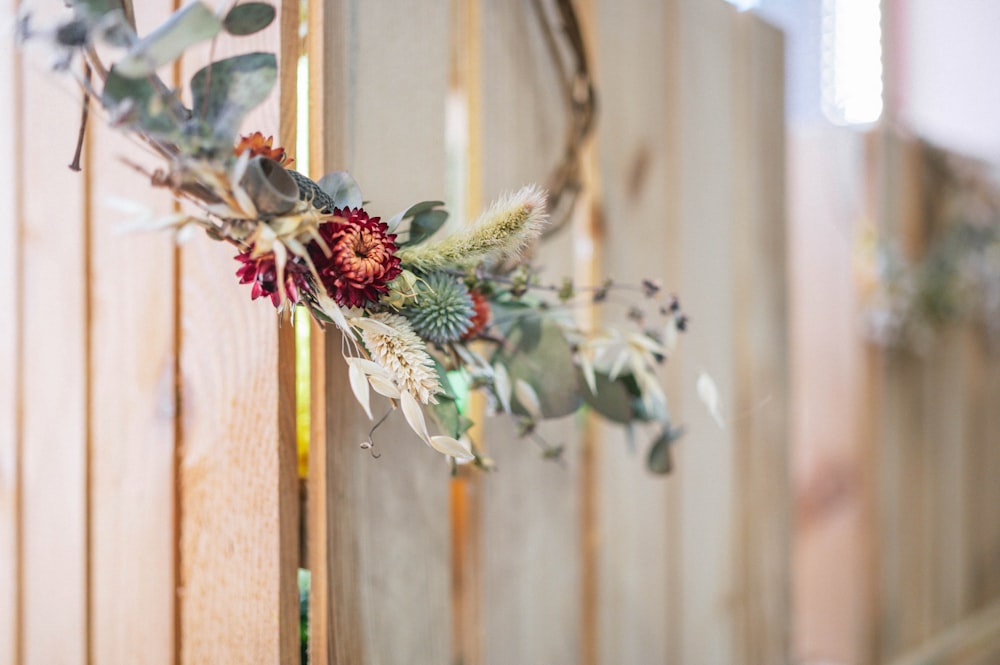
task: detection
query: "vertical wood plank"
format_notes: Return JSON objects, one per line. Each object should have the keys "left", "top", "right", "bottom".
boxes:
{"left": 590, "top": 0, "right": 678, "bottom": 662}
{"left": 88, "top": 3, "right": 177, "bottom": 662}
{"left": 0, "top": 0, "right": 20, "bottom": 659}
{"left": 477, "top": 2, "right": 582, "bottom": 664}
{"left": 178, "top": 5, "right": 299, "bottom": 662}
{"left": 309, "top": 1, "right": 453, "bottom": 663}
{"left": 676, "top": 1, "right": 739, "bottom": 662}
{"left": 731, "top": 14, "right": 790, "bottom": 665}
{"left": 19, "top": 11, "right": 88, "bottom": 663}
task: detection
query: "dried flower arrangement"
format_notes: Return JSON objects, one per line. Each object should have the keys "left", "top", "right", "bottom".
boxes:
{"left": 867, "top": 140, "right": 1000, "bottom": 352}
{"left": 20, "top": 0, "right": 688, "bottom": 472}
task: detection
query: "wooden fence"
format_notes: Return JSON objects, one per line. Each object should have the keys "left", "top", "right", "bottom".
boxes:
{"left": 0, "top": 0, "right": 789, "bottom": 663}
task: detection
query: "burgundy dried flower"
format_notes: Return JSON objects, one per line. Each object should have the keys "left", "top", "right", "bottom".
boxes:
{"left": 311, "top": 207, "right": 402, "bottom": 308}
{"left": 235, "top": 250, "right": 309, "bottom": 307}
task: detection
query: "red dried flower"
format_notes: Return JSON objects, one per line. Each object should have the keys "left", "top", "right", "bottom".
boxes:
{"left": 234, "top": 132, "right": 293, "bottom": 167}
{"left": 461, "top": 289, "right": 491, "bottom": 340}
{"left": 311, "top": 208, "right": 402, "bottom": 308}
{"left": 235, "top": 250, "right": 309, "bottom": 307}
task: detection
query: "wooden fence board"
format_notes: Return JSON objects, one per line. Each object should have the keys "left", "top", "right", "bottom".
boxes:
{"left": 88, "top": 4, "right": 177, "bottom": 663}
{"left": 177, "top": 10, "right": 299, "bottom": 663}
{"left": 590, "top": 0, "right": 678, "bottom": 662}
{"left": 19, "top": 30, "right": 88, "bottom": 665}
{"left": 731, "top": 14, "right": 790, "bottom": 665}
{"left": 676, "top": 1, "right": 740, "bottom": 662}
{"left": 309, "top": 2, "right": 453, "bottom": 663}
{"left": 477, "top": 2, "right": 583, "bottom": 663}
{"left": 0, "top": 0, "right": 19, "bottom": 660}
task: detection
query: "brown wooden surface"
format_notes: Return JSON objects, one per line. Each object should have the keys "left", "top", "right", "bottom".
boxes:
{"left": 477, "top": 2, "right": 583, "bottom": 664}
{"left": 590, "top": 0, "right": 678, "bottom": 661}
{"left": 731, "top": 13, "right": 790, "bottom": 665}
{"left": 19, "top": 19, "right": 89, "bottom": 665}
{"left": 0, "top": 0, "right": 19, "bottom": 660}
{"left": 177, "top": 6, "right": 299, "bottom": 662}
{"left": 87, "top": 3, "right": 177, "bottom": 662}
{"left": 308, "top": 1, "right": 453, "bottom": 663}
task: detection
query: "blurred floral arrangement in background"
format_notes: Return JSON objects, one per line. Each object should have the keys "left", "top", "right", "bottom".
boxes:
{"left": 868, "top": 140, "right": 1000, "bottom": 353}
{"left": 19, "top": 0, "right": 688, "bottom": 472}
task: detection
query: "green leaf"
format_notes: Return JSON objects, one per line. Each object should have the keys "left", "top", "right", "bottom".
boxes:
{"left": 404, "top": 200, "right": 446, "bottom": 217}
{"left": 68, "top": 0, "right": 117, "bottom": 18}
{"left": 316, "top": 171, "right": 363, "bottom": 210}
{"left": 647, "top": 426, "right": 684, "bottom": 475}
{"left": 223, "top": 2, "right": 276, "bottom": 35}
{"left": 582, "top": 372, "right": 636, "bottom": 423}
{"left": 494, "top": 316, "right": 582, "bottom": 418}
{"left": 190, "top": 52, "right": 277, "bottom": 143}
{"left": 393, "top": 201, "right": 449, "bottom": 246}
{"left": 430, "top": 398, "right": 473, "bottom": 439}
{"left": 407, "top": 209, "right": 449, "bottom": 246}
{"left": 115, "top": 2, "right": 222, "bottom": 78}
{"left": 102, "top": 67, "right": 178, "bottom": 135}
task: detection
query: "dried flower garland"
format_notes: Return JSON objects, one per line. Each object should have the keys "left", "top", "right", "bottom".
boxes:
{"left": 21, "top": 0, "right": 687, "bottom": 472}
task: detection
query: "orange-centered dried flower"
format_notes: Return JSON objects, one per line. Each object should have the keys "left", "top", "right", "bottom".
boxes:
{"left": 234, "top": 131, "right": 293, "bottom": 167}
{"left": 461, "top": 289, "right": 491, "bottom": 340}
{"left": 312, "top": 207, "right": 402, "bottom": 308}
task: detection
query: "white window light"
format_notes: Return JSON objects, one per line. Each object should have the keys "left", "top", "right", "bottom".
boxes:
{"left": 821, "top": 0, "right": 883, "bottom": 125}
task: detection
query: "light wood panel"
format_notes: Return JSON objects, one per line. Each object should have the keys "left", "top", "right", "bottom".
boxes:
{"left": 308, "top": 1, "right": 453, "bottom": 663}
{"left": 676, "top": 1, "right": 740, "bottom": 662}
{"left": 477, "top": 2, "right": 583, "bottom": 664}
{"left": 0, "top": 0, "right": 20, "bottom": 660}
{"left": 177, "top": 5, "right": 299, "bottom": 662}
{"left": 731, "top": 13, "right": 790, "bottom": 665}
{"left": 19, "top": 11, "right": 89, "bottom": 663}
{"left": 591, "top": 0, "right": 678, "bottom": 661}
{"left": 87, "top": 3, "right": 177, "bottom": 662}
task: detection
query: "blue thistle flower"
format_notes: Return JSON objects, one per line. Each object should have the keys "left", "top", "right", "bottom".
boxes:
{"left": 404, "top": 273, "right": 476, "bottom": 344}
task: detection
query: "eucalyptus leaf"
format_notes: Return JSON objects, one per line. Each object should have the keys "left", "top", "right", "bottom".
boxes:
{"left": 103, "top": 67, "right": 178, "bottom": 135}
{"left": 115, "top": 2, "right": 222, "bottom": 78}
{"left": 406, "top": 209, "right": 449, "bottom": 246}
{"left": 404, "top": 200, "right": 446, "bottom": 217}
{"left": 69, "top": 0, "right": 117, "bottom": 18}
{"left": 582, "top": 371, "right": 636, "bottom": 423}
{"left": 430, "top": 398, "right": 473, "bottom": 439}
{"left": 190, "top": 52, "right": 277, "bottom": 143}
{"left": 316, "top": 171, "right": 363, "bottom": 210}
{"left": 494, "top": 316, "right": 581, "bottom": 418}
{"left": 647, "top": 426, "right": 684, "bottom": 475}
{"left": 223, "top": 2, "right": 276, "bottom": 36}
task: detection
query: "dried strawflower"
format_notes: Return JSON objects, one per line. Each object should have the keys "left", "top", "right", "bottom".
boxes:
{"left": 404, "top": 272, "right": 475, "bottom": 344}
{"left": 234, "top": 131, "right": 293, "bottom": 167}
{"left": 461, "top": 289, "right": 491, "bottom": 340}
{"left": 311, "top": 208, "right": 402, "bottom": 308}
{"left": 235, "top": 249, "right": 308, "bottom": 307}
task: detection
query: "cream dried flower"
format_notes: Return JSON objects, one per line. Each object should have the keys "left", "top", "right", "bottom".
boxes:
{"left": 397, "top": 185, "right": 547, "bottom": 270}
{"left": 354, "top": 312, "right": 442, "bottom": 404}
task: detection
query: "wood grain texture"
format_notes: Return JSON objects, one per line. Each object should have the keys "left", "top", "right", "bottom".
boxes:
{"left": 0, "top": 0, "right": 20, "bottom": 660}
{"left": 87, "top": 4, "right": 177, "bottom": 663}
{"left": 731, "top": 14, "right": 790, "bottom": 665}
{"left": 477, "top": 2, "right": 582, "bottom": 663}
{"left": 178, "top": 6, "right": 299, "bottom": 662}
{"left": 590, "top": 0, "right": 678, "bottom": 661}
{"left": 676, "top": 1, "right": 740, "bottom": 662}
{"left": 19, "top": 22, "right": 89, "bottom": 665}
{"left": 308, "top": 1, "right": 453, "bottom": 663}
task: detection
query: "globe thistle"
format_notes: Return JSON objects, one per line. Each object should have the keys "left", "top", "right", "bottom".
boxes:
{"left": 357, "top": 312, "right": 441, "bottom": 404}
{"left": 310, "top": 207, "right": 402, "bottom": 308}
{"left": 404, "top": 272, "right": 476, "bottom": 344}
